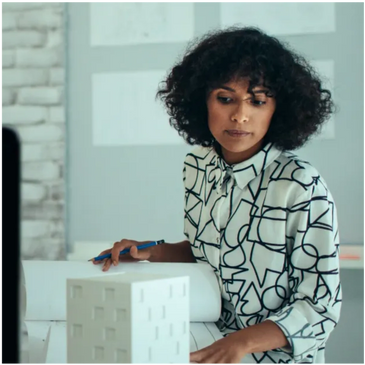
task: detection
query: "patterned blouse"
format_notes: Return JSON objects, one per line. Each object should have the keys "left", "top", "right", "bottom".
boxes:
{"left": 183, "top": 143, "right": 342, "bottom": 363}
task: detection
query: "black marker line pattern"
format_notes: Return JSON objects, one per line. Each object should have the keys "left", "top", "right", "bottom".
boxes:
{"left": 203, "top": 322, "right": 218, "bottom": 342}
{"left": 183, "top": 143, "right": 342, "bottom": 363}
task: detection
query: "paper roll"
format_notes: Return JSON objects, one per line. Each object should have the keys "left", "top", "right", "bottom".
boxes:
{"left": 22, "top": 260, "right": 221, "bottom": 322}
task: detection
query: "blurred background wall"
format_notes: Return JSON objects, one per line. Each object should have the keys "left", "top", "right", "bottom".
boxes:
{"left": 66, "top": 3, "right": 363, "bottom": 251}
{"left": 2, "top": 2, "right": 66, "bottom": 259}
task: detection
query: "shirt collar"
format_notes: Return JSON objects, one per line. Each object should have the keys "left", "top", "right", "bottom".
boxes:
{"left": 210, "top": 143, "right": 282, "bottom": 190}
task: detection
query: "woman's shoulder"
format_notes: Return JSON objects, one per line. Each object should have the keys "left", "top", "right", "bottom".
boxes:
{"left": 274, "top": 151, "right": 320, "bottom": 179}
{"left": 184, "top": 146, "right": 215, "bottom": 164}
{"left": 268, "top": 150, "right": 332, "bottom": 200}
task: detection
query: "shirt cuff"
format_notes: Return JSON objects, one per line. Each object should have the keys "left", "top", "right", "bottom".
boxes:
{"left": 264, "top": 306, "right": 318, "bottom": 362}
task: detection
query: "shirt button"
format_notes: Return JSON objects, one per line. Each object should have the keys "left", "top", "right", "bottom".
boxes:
{"left": 216, "top": 238, "right": 220, "bottom": 243}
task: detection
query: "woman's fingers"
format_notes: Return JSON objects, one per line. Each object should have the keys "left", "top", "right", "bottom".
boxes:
{"left": 102, "top": 258, "right": 113, "bottom": 272}
{"left": 111, "top": 240, "right": 132, "bottom": 266}
{"left": 129, "top": 245, "right": 150, "bottom": 260}
{"left": 92, "top": 249, "right": 111, "bottom": 265}
{"left": 92, "top": 239, "right": 152, "bottom": 270}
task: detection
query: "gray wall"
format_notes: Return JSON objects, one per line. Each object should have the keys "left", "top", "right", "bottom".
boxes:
{"left": 66, "top": 3, "right": 363, "bottom": 363}
{"left": 66, "top": 3, "right": 363, "bottom": 246}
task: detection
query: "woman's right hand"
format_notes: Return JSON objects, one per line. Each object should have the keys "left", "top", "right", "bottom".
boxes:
{"left": 92, "top": 239, "right": 155, "bottom": 272}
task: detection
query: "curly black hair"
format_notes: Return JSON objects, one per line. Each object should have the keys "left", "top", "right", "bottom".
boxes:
{"left": 156, "top": 26, "right": 336, "bottom": 151}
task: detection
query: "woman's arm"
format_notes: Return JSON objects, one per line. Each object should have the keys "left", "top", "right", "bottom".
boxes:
{"left": 231, "top": 320, "right": 289, "bottom": 353}
{"left": 94, "top": 239, "right": 195, "bottom": 271}
{"left": 150, "top": 240, "right": 196, "bottom": 263}
{"left": 190, "top": 320, "right": 289, "bottom": 363}
{"left": 261, "top": 183, "right": 341, "bottom": 363}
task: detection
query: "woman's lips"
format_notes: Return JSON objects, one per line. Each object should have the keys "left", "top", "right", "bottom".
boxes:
{"left": 226, "top": 130, "right": 251, "bottom": 137}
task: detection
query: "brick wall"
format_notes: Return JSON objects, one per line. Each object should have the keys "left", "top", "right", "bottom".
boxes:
{"left": 2, "top": 2, "right": 66, "bottom": 260}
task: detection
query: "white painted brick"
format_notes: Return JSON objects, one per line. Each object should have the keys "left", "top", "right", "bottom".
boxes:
{"left": 59, "top": 55, "right": 65, "bottom": 69}
{"left": 58, "top": 86, "right": 64, "bottom": 104}
{"left": 2, "top": 12, "right": 19, "bottom": 31}
{"left": 21, "top": 143, "right": 64, "bottom": 161}
{"left": 59, "top": 163, "right": 64, "bottom": 179}
{"left": 2, "top": 50, "right": 15, "bottom": 67}
{"left": 3, "top": 3, "right": 62, "bottom": 12}
{"left": 17, "top": 124, "right": 63, "bottom": 143}
{"left": 22, "top": 202, "right": 64, "bottom": 220}
{"left": 0, "top": 0, "right": 45, "bottom": 10}
{"left": 18, "top": 9, "right": 62, "bottom": 30}
{"left": 0, "top": 105, "right": 48, "bottom": 124}
{"left": 22, "top": 182, "right": 47, "bottom": 201}
{"left": 18, "top": 87, "right": 60, "bottom": 105}
{"left": 50, "top": 68, "right": 64, "bottom": 85}
{"left": 2, "top": 69, "right": 48, "bottom": 87}
{"left": 2, "top": 105, "right": 47, "bottom": 124}
{"left": 21, "top": 144, "right": 44, "bottom": 162}
{"left": 21, "top": 237, "right": 65, "bottom": 260}
{"left": 47, "top": 30, "right": 63, "bottom": 47}
{"left": 48, "top": 183, "right": 64, "bottom": 200}
{"left": 50, "top": 220, "right": 65, "bottom": 239}
{"left": 16, "top": 48, "right": 61, "bottom": 68}
{"left": 21, "top": 220, "right": 51, "bottom": 238}
{"left": 49, "top": 106, "right": 65, "bottom": 123}
{"left": 2, "top": 31, "right": 46, "bottom": 49}
{"left": 2, "top": 89, "right": 16, "bottom": 106}
{"left": 23, "top": 161, "right": 60, "bottom": 181}
{"left": 48, "top": 143, "right": 64, "bottom": 160}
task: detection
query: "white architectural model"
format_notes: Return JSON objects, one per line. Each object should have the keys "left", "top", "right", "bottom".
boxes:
{"left": 67, "top": 272, "right": 189, "bottom": 363}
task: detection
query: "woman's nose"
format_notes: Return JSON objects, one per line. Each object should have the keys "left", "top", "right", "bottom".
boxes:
{"left": 230, "top": 102, "right": 250, "bottom": 123}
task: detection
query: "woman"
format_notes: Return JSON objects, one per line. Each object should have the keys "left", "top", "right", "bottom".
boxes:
{"left": 95, "top": 27, "right": 341, "bottom": 363}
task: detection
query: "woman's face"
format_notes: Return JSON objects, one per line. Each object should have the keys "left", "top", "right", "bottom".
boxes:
{"left": 206, "top": 78, "right": 276, "bottom": 165}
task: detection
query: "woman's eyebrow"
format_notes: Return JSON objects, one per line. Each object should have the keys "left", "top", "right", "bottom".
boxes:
{"left": 218, "top": 86, "right": 270, "bottom": 94}
{"left": 252, "top": 89, "right": 269, "bottom": 94}
{"left": 218, "top": 85, "right": 236, "bottom": 92}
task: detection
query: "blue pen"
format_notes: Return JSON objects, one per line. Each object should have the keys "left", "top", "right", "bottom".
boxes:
{"left": 88, "top": 240, "right": 165, "bottom": 262}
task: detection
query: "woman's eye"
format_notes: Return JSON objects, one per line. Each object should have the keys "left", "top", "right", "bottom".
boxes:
{"left": 217, "top": 96, "right": 232, "bottom": 104}
{"left": 251, "top": 100, "right": 266, "bottom": 106}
